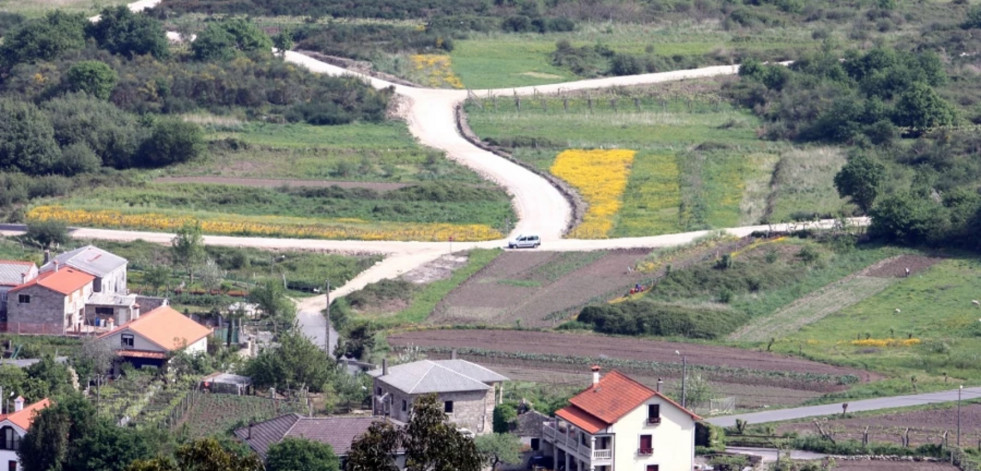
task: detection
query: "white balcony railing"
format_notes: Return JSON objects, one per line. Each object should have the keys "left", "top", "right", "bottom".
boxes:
{"left": 542, "top": 422, "right": 612, "bottom": 463}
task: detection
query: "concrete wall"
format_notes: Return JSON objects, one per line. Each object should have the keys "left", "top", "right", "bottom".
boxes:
{"left": 0, "top": 422, "right": 27, "bottom": 470}
{"left": 373, "top": 381, "right": 497, "bottom": 435}
{"left": 95, "top": 266, "right": 127, "bottom": 294}
{"left": 5, "top": 283, "right": 91, "bottom": 335}
{"left": 611, "top": 398, "right": 695, "bottom": 471}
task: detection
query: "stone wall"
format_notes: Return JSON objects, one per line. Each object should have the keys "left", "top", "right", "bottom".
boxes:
{"left": 373, "top": 381, "right": 498, "bottom": 435}
{"left": 7, "top": 285, "right": 68, "bottom": 334}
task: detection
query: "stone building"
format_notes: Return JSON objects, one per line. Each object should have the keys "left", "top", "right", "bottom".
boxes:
{"left": 370, "top": 359, "right": 508, "bottom": 436}
{"left": 6, "top": 266, "right": 93, "bottom": 335}
{"left": 0, "top": 261, "right": 37, "bottom": 326}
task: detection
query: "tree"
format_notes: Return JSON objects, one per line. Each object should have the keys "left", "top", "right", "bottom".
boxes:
{"left": 346, "top": 420, "right": 403, "bottom": 471}
{"left": 404, "top": 394, "right": 482, "bottom": 471}
{"left": 265, "top": 437, "right": 340, "bottom": 471}
{"left": 74, "top": 338, "right": 116, "bottom": 381}
{"left": 85, "top": 6, "right": 169, "bottom": 58}
{"left": 64, "top": 419, "right": 158, "bottom": 471}
{"left": 0, "top": 11, "right": 86, "bottom": 69}
{"left": 273, "top": 28, "right": 294, "bottom": 56}
{"left": 143, "top": 265, "right": 171, "bottom": 296}
{"left": 25, "top": 219, "right": 69, "bottom": 249}
{"left": 248, "top": 278, "right": 296, "bottom": 334}
{"left": 192, "top": 18, "right": 272, "bottom": 62}
{"left": 126, "top": 437, "right": 262, "bottom": 471}
{"left": 138, "top": 119, "right": 204, "bottom": 167}
{"left": 475, "top": 433, "right": 522, "bottom": 470}
{"left": 25, "top": 354, "right": 73, "bottom": 399}
{"left": 242, "top": 331, "right": 333, "bottom": 393}
{"left": 42, "top": 92, "right": 144, "bottom": 169}
{"left": 491, "top": 403, "right": 516, "bottom": 434}
{"left": 0, "top": 99, "right": 61, "bottom": 175}
{"left": 963, "top": 5, "right": 981, "bottom": 29}
{"left": 892, "top": 81, "right": 956, "bottom": 131}
{"left": 66, "top": 60, "right": 118, "bottom": 100}
{"left": 868, "top": 193, "right": 946, "bottom": 245}
{"left": 834, "top": 153, "right": 885, "bottom": 213}
{"left": 19, "top": 403, "right": 71, "bottom": 471}
{"left": 171, "top": 221, "right": 205, "bottom": 283}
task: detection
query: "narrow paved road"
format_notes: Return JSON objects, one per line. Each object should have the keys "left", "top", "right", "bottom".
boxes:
{"left": 708, "top": 386, "right": 981, "bottom": 427}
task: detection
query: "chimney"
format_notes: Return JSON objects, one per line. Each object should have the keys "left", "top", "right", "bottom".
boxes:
{"left": 657, "top": 378, "right": 663, "bottom": 393}
{"left": 247, "top": 422, "right": 253, "bottom": 439}
{"left": 451, "top": 349, "right": 457, "bottom": 360}
{"left": 382, "top": 359, "right": 388, "bottom": 376}
{"left": 43, "top": 250, "right": 50, "bottom": 264}
{"left": 53, "top": 260, "right": 59, "bottom": 272}
{"left": 14, "top": 396, "right": 24, "bottom": 412}
{"left": 20, "top": 273, "right": 26, "bottom": 284}
{"left": 591, "top": 365, "right": 601, "bottom": 386}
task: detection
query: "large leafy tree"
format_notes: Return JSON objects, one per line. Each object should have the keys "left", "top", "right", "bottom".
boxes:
{"left": 248, "top": 278, "right": 296, "bottom": 334}
{"left": 66, "top": 61, "right": 118, "bottom": 100}
{"left": 474, "top": 433, "right": 522, "bottom": 470}
{"left": 0, "top": 11, "right": 86, "bottom": 69}
{"left": 346, "top": 421, "right": 402, "bottom": 471}
{"left": 126, "top": 438, "right": 262, "bottom": 471}
{"left": 85, "top": 6, "right": 169, "bottom": 58}
{"left": 265, "top": 437, "right": 340, "bottom": 471}
{"left": 892, "top": 81, "right": 957, "bottom": 131}
{"left": 138, "top": 119, "right": 204, "bottom": 167}
{"left": 42, "top": 92, "right": 145, "bottom": 169}
{"left": 834, "top": 153, "right": 885, "bottom": 213}
{"left": 0, "top": 99, "right": 61, "bottom": 175}
{"left": 243, "top": 331, "right": 333, "bottom": 393}
{"left": 171, "top": 221, "right": 205, "bottom": 283}
{"left": 192, "top": 18, "right": 272, "bottom": 62}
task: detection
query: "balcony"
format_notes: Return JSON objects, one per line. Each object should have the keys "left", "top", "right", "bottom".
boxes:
{"left": 542, "top": 422, "right": 613, "bottom": 463}
{"left": 647, "top": 416, "right": 661, "bottom": 425}
{"left": 638, "top": 447, "right": 653, "bottom": 455}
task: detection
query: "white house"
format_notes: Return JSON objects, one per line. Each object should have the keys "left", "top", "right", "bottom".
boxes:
{"left": 97, "top": 305, "right": 212, "bottom": 369}
{"left": 542, "top": 367, "right": 700, "bottom": 471}
{"left": 0, "top": 397, "right": 51, "bottom": 471}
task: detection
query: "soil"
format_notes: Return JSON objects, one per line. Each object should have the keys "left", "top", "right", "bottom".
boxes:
{"left": 832, "top": 460, "right": 957, "bottom": 470}
{"left": 388, "top": 329, "right": 877, "bottom": 380}
{"left": 775, "top": 403, "right": 981, "bottom": 448}
{"left": 862, "top": 254, "right": 943, "bottom": 278}
{"left": 153, "top": 176, "right": 409, "bottom": 192}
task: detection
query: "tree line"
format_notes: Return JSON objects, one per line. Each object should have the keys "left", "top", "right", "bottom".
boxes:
{"left": 0, "top": 8, "right": 391, "bottom": 179}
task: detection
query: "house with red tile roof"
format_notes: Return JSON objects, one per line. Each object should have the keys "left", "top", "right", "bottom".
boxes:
{"left": 542, "top": 367, "right": 700, "bottom": 471}
{"left": 0, "top": 396, "right": 51, "bottom": 471}
{"left": 97, "top": 305, "right": 212, "bottom": 369}
{"left": 6, "top": 265, "right": 94, "bottom": 335}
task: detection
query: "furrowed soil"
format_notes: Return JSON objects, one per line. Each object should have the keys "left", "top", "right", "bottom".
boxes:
{"left": 388, "top": 329, "right": 878, "bottom": 408}
{"left": 153, "top": 176, "right": 409, "bottom": 192}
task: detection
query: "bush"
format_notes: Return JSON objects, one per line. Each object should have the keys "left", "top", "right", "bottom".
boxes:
{"left": 25, "top": 219, "right": 69, "bottom": 248}
{"left": 137, "top": 119, "right": 204, "bottom": 167}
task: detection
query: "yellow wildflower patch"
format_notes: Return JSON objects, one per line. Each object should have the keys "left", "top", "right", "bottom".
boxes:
{"left": 27, "top": 205, "right": 501, "bottom": 242}
{"left": 410, "top": 54, "right": 464, "bottom": 89}
{"left": 850, "top": 338, "right": 921, "bottom": 347}
{"left": 551, "top": 149, "right": 636, "bottom": 239}
{"left": 728, "top": 236, "right": 787, "bottom": 259}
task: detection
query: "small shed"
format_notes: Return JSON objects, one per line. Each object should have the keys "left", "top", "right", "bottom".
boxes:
{"left": 201, "top": 372, "right": 252, "bottom": 395}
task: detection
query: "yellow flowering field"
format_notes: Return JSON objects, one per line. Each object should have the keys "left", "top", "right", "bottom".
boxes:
{"left": 27, "top": 205, "right": 501, "bottom": 242}
{"left": 410, "top": 54, "right": 464, "bottom": 89}
{"left": 849, "top": 338, "right": 921, "bottom": 347}
{"left": 550, "top": 149, "right": 636, "bottom": 239}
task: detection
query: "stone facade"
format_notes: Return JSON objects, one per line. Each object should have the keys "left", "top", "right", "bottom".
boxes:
{"left": 6, "top": 283, "right": 89, "bottom": 335}
{"left": 376, "top": 384, "right": 495, "bottom": 435}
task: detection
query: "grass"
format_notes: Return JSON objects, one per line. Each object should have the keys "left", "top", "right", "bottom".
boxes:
{"left": 777, "top": 257, "right": 981, "bottom": 385}
{"left": 0, "top": 0, "right": 129, "bottom": 16}
{"left": 359, "top": 248, "right": 501, "bottom": 326}
{"left": 174, "top": 121, "right": 488, "bottom": 183}
{"left": 465, "top": 86, "right": 835, "bottom": 236}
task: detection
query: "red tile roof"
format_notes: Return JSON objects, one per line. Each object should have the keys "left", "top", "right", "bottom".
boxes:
{"left": 555, "top": 370, "right": 700, "bottom": 434}
{"left": 11, "top": 268, "right": 93, "bottom": 295}
{"left": 556, "top": 405, "right": 609, "bottom": 434}
{"left": 0, "top": 398, "right": 50, "bottom": 430}
{"left": 98, "top": 306, "right": 212, "bottom": 351}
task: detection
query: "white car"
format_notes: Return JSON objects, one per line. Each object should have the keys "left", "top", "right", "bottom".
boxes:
{"left": 507, "top": 234, "right": 540, "bottom": 249}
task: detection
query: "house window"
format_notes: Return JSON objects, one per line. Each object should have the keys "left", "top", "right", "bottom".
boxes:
{"left": 646, "top": 466, "right": 659, "bottom": 471}
{"left": 444, "top": 401, "right": 454, "bottom": 413}
{"left": 638, "top": 434, "right": 652, "bottom": 455}
{"left": 530, "top": 438, "right": 539, "bottom": 451}
{"left": 121, "top": 333, "right": 134, "bottom": 348}
{"left": 402, "top": 400, "right": 407, "bottom": 412}
{"left": 376, "top": 387, "right": 382, "bottom": 395}
{"left": 17, "top": 295, "right": 29, "bottom": 304}
{"left": 9, "top": 459, "right": 17, "bottom": 471}
{"left": 94, "top": 277, "right": 102, "bottom": 293}
{"left": 647, "top": 404, "right": 661, "bottom": 424}
{"left": 96, "top": 307, "right": 114, "bottom": 316}
{"left": 1, "top": 427, "right": 18, "bottom": 450}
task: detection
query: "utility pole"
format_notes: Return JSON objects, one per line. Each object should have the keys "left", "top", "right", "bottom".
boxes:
{"left": 957, "top": 384, "right": 963, "bottom": 447}
{"left": 325, "top": 279, "right": 330, "bottom": 354}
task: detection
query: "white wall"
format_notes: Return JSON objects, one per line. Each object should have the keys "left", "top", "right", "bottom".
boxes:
{"left": 611, "top": 398, "right": 694, "bottom": 471}
{"left": 102, "top": 329, "right": 165, "bottom": 353}
{"left": 185, "top": 336, "right": 207, "bottom": 355}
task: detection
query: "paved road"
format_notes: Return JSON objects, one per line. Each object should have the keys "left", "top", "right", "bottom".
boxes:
{"left": 707, "top": 386, "right": 981, "bottom": 427}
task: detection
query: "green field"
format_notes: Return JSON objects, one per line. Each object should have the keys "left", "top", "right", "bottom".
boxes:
{"left": 171, "top": 120, "right": 488, "bottom": 183}
{"left": 0, "top": 0, "right": 129, "bottom": 16}
{"left": 465, "top": 85, "right": 847, "bottom": 236}
{"left": 777, "top": 257, "right": 981, "bottom": 387}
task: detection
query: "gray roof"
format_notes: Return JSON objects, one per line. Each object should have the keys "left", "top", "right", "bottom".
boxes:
{"left": 234, "top": 414, "right": 402, "bottom": 459}
{"left": 369, "top": 359, "right": 508, "bottom": 394}
{"left": 515, "top": 410, "right": 549, "bottom": 438}
{"left": 0, "top": 261, "right": 36, "bottom": 287}
{"left": 42, "top": 245, "right": 126, "bottom": 277}
{"left": 87, "top": 292, "right": 138, "bottom": 307}
{"left": 203, "top": 372, "right": 252, "bottom": 386}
